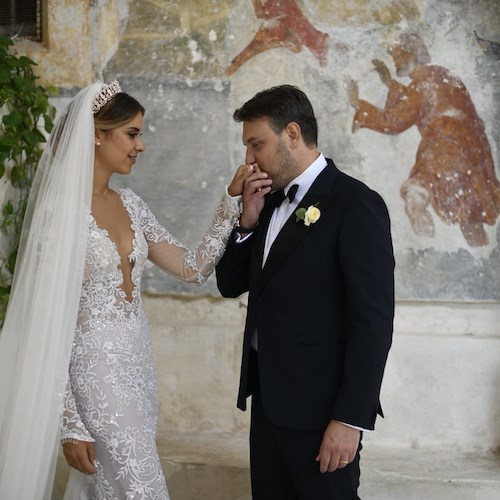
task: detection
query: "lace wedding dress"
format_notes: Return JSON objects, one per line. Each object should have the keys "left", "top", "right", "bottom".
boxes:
{"left": 60, "top": 188, "right": 239, "bottom": 499}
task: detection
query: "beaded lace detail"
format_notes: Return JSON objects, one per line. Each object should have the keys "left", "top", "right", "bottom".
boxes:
{"left": 61, "top": 188, "right": 240, "bottom": 499}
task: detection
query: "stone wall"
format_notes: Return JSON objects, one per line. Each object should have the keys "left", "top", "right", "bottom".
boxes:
{"left": 5, "top": 0, "right": 500, "bottom": 456}
{"left": 146, "top": 294, "right": 500, "bottom": 455}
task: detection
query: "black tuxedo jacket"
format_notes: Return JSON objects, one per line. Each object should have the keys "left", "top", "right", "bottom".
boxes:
{"left": 216, "top": 159, "right": 394, "bottom": 431}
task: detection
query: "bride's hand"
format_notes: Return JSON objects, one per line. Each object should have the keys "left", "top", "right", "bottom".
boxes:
{"left": 228, "top": 163, "right": 255, "bottom": 196}
{"left": 62, "top": 440, "right": 98, "bottom": 475}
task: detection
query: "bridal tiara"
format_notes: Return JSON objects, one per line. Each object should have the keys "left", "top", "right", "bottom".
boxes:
{"left": 92, "top": 80, "right": 122, "bottom": 113}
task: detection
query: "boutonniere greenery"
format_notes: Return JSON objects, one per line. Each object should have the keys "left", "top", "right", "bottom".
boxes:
{"left": 295, "top": 203, "right": 320, "bottom": 226}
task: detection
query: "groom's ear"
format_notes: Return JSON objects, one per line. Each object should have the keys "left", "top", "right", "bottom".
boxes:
{"left": 284, "top": 122, "right": 301, "bottom": 149}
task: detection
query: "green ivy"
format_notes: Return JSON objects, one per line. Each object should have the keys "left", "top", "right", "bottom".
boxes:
{"left": 0, "top": 35, "right": 56, "bottom": 325}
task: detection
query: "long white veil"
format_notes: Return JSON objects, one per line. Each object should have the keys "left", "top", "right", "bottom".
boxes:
{"left": 0, "top": 83, "right": 102, "bottom": 498}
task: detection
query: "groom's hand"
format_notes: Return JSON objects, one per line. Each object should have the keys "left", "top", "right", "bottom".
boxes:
{"left": 239, "top": 164, "right": 272, "bottom": 229}
{"left": 315, "top": 420, "right": 360, "bottom": 473}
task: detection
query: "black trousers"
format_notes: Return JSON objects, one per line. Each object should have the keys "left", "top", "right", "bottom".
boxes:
{"left": 249, "top": 360, "right": 362, "bottom": 499}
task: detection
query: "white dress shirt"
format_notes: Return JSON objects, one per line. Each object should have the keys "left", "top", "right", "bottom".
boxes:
{"left": 263, "top": 153, "right": 327, "bottom": 264}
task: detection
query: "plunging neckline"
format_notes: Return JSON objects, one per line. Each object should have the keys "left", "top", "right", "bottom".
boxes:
{"left": 90, "top": 189, "right": 138, "bottom": 303}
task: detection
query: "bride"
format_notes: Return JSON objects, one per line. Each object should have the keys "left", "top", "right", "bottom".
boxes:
{"left": 0, "top": 81, "right": 266, "bottom": 499}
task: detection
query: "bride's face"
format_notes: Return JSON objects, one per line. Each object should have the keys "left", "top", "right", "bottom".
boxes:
{"left": 94, "top": 112, "right": 145, "bottom": 176}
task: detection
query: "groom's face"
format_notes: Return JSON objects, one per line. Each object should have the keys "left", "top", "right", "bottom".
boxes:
{"left": 242, "top": 118, "right": 297, "bottom": 189}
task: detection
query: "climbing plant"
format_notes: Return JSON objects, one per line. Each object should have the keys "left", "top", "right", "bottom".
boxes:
{"left": 0, "top": 35, "right": 55, "bottom": 325}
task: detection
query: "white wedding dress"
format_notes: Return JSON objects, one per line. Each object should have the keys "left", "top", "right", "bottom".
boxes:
{"left": 60, "top": 188, "right": 239, "bottom": 499}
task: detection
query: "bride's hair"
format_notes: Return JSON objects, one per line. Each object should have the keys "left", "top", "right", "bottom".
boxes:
{"left": 94, "top": 92, "right": 145, "bottom": 131}
{"left": 50, "top": 91, "right": 145, "bottom": 155}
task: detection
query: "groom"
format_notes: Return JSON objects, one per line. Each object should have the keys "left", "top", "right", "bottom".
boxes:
{"left": 216, "top": 85, "right": 395, "bottom": 499}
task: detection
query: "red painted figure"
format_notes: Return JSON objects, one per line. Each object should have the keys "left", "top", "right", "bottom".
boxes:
{"left": 227, "top": 0, "right": 329, "bottom": 75}
{"left": 347, "top": 33, "right": 500, "bottom": 247}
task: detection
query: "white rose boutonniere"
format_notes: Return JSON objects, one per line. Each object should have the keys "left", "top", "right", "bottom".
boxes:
{"left": 295, "top": 203, "right": 320, "bottom": 226}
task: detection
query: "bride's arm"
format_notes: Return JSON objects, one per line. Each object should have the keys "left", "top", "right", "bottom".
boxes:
{"left": 60, "top": 377, "right": 95, "bottom": 443}
{"left": 60, "top": 377, "right": 97, "bottom": 474}
{"left": 141, "top": 190, "right": 241, "bottom": 284}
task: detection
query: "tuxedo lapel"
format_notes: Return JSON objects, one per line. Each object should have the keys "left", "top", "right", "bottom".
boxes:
{"left": 250, "top": 194, "right": 275, "bottom": 283}
{"left": 257, "top": 161, "right": 339, "bottom": 293}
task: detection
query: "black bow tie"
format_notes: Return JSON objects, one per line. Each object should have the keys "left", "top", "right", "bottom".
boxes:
{"left": 270, "top": 184, "right": 299, "bottom": 207}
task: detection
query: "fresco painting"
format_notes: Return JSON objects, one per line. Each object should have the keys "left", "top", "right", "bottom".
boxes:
{"left": 226, "top": 0, "right": 330, "bottom": 75}
{"left": 97, "top": 0, "right": 499, "bottom": 301}
{"left": 347, "top": 33, "right": 500, "bottom": 248}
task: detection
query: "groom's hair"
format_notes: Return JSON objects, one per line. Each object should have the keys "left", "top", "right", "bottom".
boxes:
{"left": 233, "top": 84, "right": 318, "bottom": 147}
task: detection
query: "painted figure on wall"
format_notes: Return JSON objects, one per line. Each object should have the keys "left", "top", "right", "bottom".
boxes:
{"left": 227, "top": 0, "right": 329, "bottom": 75}
{"left": 347, "top": 33, "right": 500, "bottom": 247}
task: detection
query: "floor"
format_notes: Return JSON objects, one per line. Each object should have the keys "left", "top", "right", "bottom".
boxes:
{"left": 52, "top": 434, "right": 500, "bottom": 499}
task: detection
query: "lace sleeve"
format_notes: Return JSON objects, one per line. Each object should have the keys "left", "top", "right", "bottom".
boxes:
{"left": 137, "top": 190, "right": 241, "bottom": 285}
{"left": 60, "top": 377, "right": 95, "bottom": 443}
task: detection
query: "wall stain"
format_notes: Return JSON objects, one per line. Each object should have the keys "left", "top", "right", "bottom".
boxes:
{"left": 312, "top": 0, "right": 420, "bottom": 25}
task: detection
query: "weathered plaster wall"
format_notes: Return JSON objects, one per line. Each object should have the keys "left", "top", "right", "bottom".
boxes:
{"left": 102, "top": 0, "right": 500, "bottom": 301}
{"left": 146, "top": 294, "right": 500, "bottom": 455}
{"left": 13, "top": 0, "right": 129, "bottom": 87}
{"left": 12, "top": 0, "right": 498, "bottom": 300}
{"left": 5, "top": 0, "right": 500, "bottom": 456}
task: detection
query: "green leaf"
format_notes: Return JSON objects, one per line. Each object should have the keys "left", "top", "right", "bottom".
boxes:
{"left": 2, "top": 200, "right": 13, "bottom": 216}
{"left": 0, "top": 36, "right": 14, "bottom": 50}
{"left": 3, "top": 54, "right": 23, "bottom": 70}
{"left": 12, "top": 74, "right": 30, "bottom": 93}
{"left": 34, "top": 93, "right": 48, "bottom": 109}
{"left": 7, "top": 250, "right": 17, "bottom": 274}
{"left": 10, "top": 166, "right": 24, "bottom": 186}
{"left": 0, "top": 136, "right": 18, "bottom": 150}
{"left": 0, "top": 65, "right": 11, "bottom": 83}
{"left": 3, "top": 111, "right": 24, "bottom": 127}
{"left": 44, "top": 116, "right": 54, "bottom": 133}
{"left": 18, "top": 55, "right": 36, "bottom": 67}
{"left": 295, "top": 208, "right": 306, "bottom": 221}
{"left": 21, "top": 129, "right": 40, "bottom": 147}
